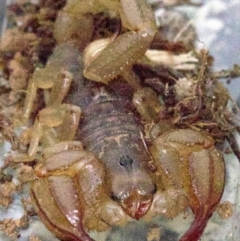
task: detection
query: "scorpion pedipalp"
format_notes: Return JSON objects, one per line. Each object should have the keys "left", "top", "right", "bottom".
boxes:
{"left": 149, "top": 129, "right": 225, "bottom": 241}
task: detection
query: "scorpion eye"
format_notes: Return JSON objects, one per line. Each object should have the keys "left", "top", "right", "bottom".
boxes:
{"left": 110, "top": 192, "right": 121, "bottom": 202}
{"left": 119, "top": 155, "right": 134, "bottom": 173}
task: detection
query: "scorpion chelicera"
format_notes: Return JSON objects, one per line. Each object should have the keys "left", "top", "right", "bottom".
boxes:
{"left": 13, "top": 0, "right": 225, "bottom": 241}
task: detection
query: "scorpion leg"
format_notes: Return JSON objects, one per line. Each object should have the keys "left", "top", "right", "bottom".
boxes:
{"left": 132, "top": 87, "right": 162, "bottom": 122}
{"left": 29, "top": 104, "right": 81, "bottom": 156}
{"left": 15, "top": 44, "right": 81, "bottom": 162}
{"left": 22, "top": 66, "right": 73, "bottom": 122}
{"left": 12, "top": 103, "right": 81, "bottom": 162}
{"left": 22, "top": 41, "right": 81, "bottom": 123}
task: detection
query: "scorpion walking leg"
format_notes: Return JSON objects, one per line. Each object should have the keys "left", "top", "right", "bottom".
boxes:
{"left": 22, "top": 67, "right": 73, "bottom": 122}
{"left": 12, "top": 103, "right": 81, "bottom": 162}
{"left": 29, "top": 104, "right": 81, "bottom": 158}
{"left": 14, "top": 43, "right": 82, "bottom": 162}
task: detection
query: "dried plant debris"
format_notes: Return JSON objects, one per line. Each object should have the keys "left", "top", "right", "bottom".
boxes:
{"left": 152, "top": 10, "right": 197, "bottom": 52}
{"left": 147, "top": 226, "right": 162, "bottom": 241}
{"left": 0, "top": 180, "right": 15, "bottom": 208}
{"left": 135, "top": 49, "right": 240, "bottom": 151}
{"left": 29, "top": 235, "right": 43, "bottom": 241}
{"left": 217, "top": 201, "right": 234, "bottom": 219}
{"left": 0, "top": 0, "right": 66, "bottom": 121}
{"left": 213, "top": 64, "right": 240, "bottom": 80}
{"left": 0, "top": 215, "right": 29, "bottom": 240}
{"left": 0, "top": 0, "right": 239, "bottom": 241}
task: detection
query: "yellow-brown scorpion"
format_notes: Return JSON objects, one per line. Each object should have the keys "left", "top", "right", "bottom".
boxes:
{"left": 11, "top": 0, "right": 225, "bottom": 240}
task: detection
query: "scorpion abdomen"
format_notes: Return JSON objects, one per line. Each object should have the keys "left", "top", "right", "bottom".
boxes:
{"left": 81, "top": 93, "right": 140, "bottom": 151}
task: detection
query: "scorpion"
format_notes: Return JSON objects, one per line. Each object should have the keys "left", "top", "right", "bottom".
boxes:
{"left": 12, "top": 0, "right": 225, "bottom": 240}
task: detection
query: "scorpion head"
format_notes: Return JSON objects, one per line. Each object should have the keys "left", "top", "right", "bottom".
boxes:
{"left": 110, "top": 155, "right": 156, "bottom": 220}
